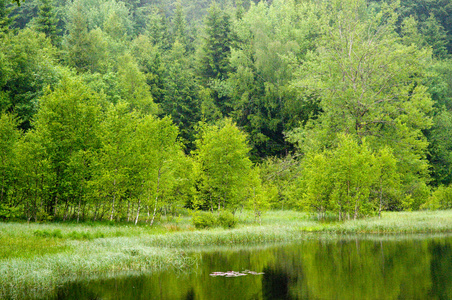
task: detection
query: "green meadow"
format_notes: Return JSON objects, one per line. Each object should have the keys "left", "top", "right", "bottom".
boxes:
{"left": 2, "top": 210, "right": 452, "bottom": 298}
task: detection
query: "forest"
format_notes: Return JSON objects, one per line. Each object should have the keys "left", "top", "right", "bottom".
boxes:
{"left": 1, "top": 0, "right": 452, "bottom": 223}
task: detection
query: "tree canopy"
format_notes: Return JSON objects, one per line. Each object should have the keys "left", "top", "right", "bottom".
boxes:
{"left": 1, "top": 0, "right": 452, "bottom": 222}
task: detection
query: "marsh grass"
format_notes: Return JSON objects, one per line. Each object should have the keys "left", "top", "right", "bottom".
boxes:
{"left": 2, "top": 210, "right": 452, "bottom": 299}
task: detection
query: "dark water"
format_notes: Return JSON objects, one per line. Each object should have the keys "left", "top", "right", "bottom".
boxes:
{"left": 55, "top": 235, "right": 452, "bottom": 300}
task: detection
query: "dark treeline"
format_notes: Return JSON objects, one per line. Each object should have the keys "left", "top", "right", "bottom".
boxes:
{"left": 1, "top": 0, "right": 452, "bottom": 223}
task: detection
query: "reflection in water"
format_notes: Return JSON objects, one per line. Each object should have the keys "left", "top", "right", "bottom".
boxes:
{"left": 53, "top": 235, "right": 452, "bottom": 300}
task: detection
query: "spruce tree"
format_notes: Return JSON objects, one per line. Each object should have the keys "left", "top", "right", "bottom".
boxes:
{"left": 0, "top": 0, "right": 13, "bottom": 35}
{"left": 35, "top": 0, "right": 61, "bottom": 46}
{"left": 172, "top": 1, "right": 187, "bottom": 48}
{"left": 199, "top": 3, "right": 232, "bottom": 81}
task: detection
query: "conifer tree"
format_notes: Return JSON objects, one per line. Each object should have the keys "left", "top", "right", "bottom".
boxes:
{"left": 0, "top": 0, "right": 13, "bottom": 36}
{"left": 172, "top": 1, "right": 187, "bottom": 48}
{"left": 35, "top": 0, "right": 60, "bottom": 46}
{"left": 199, "top": 3, "right": 232, "bottom": 82}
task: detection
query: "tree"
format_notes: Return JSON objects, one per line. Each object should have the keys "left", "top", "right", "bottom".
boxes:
{"left": 33, "top": 75, "right": 102, "bottom": 216}
{"left": 64, "top": 0, "right": 110, "bottom": 74}
{"left": 228, "top": 0, "right": 321, "bottom": 159}
{"left": 299, "top": 134, "right": 398, "bottom": 220}
{"left": 64, "top": 0, "right": 91, "bottom": 72}
{"left": 90, "top": 102, "right": 138, "bottom": 221}
{"left": 194, "top": 119, "right": 253, "bottom": 211}
{"left": 245, "top": 167, "right": 275, "bottom": 224}
{"left": 372, "top": 147, "right": 400, "bottom": 216}
{"left": 116, "top": 53, "right": 158, "bottom": 115}
{"left": 260, "top": 154, "right": 301, "bottom": 209}
{"left": 0, "top": 28, "right": 59, "bottom": 130}
{"left": 0, "top": 112, "right": 19, "bottom": 205}
{"left": 0, "top": 0, "right": 14, "bottom": 35}
{"left": 145, "top": 6, "right": 171, "bottom": 50}
{"left": 130, "top": 115, "right": 182, "bottom": 225}
{"left": 198, "top": 2, "right": 232, "bottom": 82}
{"left": 392, "top": 0, "right": 452, "bottom": 54}
{"left": 172, "top": 0, "right": 187, "bottom": 49}
{"left": 12, "top": 128, "right": 55, "bottom": 221}
{"left": 420, "top": 14, "right": 449, "bottom": 59}
{"left": 35, "top": 0, "right": 60, "bottom": 46}
{"left": 161, "top": 40, "right": 200, "bottom": 150}
{"left": 428, "top": 109, "right": 452, "bottom": 186}
{"left": 290, "top": 0, "right": 433, "bottom": 208}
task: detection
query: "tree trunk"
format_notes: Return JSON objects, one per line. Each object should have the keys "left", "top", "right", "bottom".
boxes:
{"left": 150, "top": 168, "right": 161, "bottom": 226}
{"left": 63, "top": 200, "right": 69, "bottom": 221}
{"left": 82, "top": 203, "right": 86, "bottom": 221}
{"left": 54, "top": 194, "right": 58, "bottom": 218}
{"left": 379, "top": 182, "right": 383, "bottom": 218}
{"left": 127, "top": 200, "right": 131, "bottom": 222}
{"left": 354, "top": 197, "right": 359, "bottom": 220}
{"left": 99, "top": 201, "right": 107, "bottom": 221}
{"left": 135, "top": 199, "right": 141, "bottom": 225}
{"left": 77, "top": 197, "right": 81, "bottom": 223}
{"left": 93, "top": 202, "right": 100, "bottom": 221}
{"left": 110, "top": 178, "right": 116, "bottom": 221}
{"left": 146, "top": 205, "right": 150, "bottom": 223}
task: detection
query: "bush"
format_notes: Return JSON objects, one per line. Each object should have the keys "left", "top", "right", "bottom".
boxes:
{"left": 192, "top": 211, "right": 217, "bottom": 229}
{"left": 0, "top": 204, "right": 23, "bottom": 220}
{"left": 33, "top": 229, "right": 63, "bottom": 239}
{"left": 218, "top": 211, "right": 238, "bottom": 229}
{"left": 422, "top": 185, "right": 452, "bottom": 210}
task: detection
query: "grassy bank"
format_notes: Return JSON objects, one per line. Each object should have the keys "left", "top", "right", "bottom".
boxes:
{"left": 2, "top": 210, "right": 452, "bottom": 299}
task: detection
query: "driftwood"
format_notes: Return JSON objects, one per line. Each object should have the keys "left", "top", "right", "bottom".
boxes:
{"left": 209, "top": 270, "right": 265, "bottom": 277}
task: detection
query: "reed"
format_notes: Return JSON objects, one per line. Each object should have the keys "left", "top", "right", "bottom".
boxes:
{"left": 2, "top": 210, "right": 452, "bottom": 299}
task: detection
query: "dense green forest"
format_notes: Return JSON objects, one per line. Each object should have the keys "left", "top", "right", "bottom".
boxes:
{"left": 1, "top": 0, "right": 452, "bottom": 223}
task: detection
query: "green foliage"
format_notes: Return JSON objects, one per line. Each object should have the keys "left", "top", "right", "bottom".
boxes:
{"left": 0, "top": 112, "right": 19, "bottom": 204}
{"left": 2, "top": 0, "right": 452, "bottom": 222}
{"left": 193, "top": 119, "right": 253, "bottom": 211}
{"left": 34, "top": 0, "right": 60, "bottom": 46}
{"left": 0, "top": 204, "right": 23, "bottom": 220}
{"left": 0, "top": 0, "right": 14, "bottom": 35}
{"left": 394, "top": 0, "right": 452, "bottom": 54}
{"left": 0, "top": 28, "right": 59, "bottom": 129}
{"left": 290, "top": 0, "right": 433, "bottom": 207}
{"left": 217, "top": 210, "right": 237, "bottom": 228}
{"left": 244, "top": 167, "right": 274, "bottom": 223}
{"left": 198, "top": 2, "right": 232, "bottom": 82}
{"left": 192, "top": 210, "right": 238, "bottom": 229}
{"left": 259, "top": 154, "right": 301, "bottom": 209}
{"left": 160, "top": 39, "right": 201, "bottom": 148}
{"left": 33, "top": 75, "right": 102, "bottom": 216}
{"left": 33, "top": 229, "right": 62, "bottom": 238}
{"left": 116, "top": 53, "right": 158, "bottom": 114}
{"left": 429, "top": 109, "right": 452, "bottom": 185}
{"left": 192, "top": 211, "right": 216, "bottom": 229}
{"left": 299, "top": 134, "right": 401, "bottom": 220}
{"left": 422, "top": 185, "right": 452, "bottom": 210}
{"left": 130, "top": 115, "right": 184, "bottom": 224}
{"left": 228, "top": 0, "right": 322, "bottom": 158}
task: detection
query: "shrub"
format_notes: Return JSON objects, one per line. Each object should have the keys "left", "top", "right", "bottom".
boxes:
{"left": 192, "top": 211, "right": 216, "bottom": 229}
{"left": 0, "top": 204, "right": 23, "bottom": 220}
{"left": 33, "top": 229, "right": 63, "bottom": 238}
{"left": 218, "top": 211, "right": 238, "bottom": 228}
{"left": 422, "top": 185, "right": 452, "bottom": 210}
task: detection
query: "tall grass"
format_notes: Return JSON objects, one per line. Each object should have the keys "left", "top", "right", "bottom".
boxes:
{"left": 0, "top": 245, "right": 198, "bottom": 299}
{"left": 2, "top": 210, "right": 452, "bottom": 299}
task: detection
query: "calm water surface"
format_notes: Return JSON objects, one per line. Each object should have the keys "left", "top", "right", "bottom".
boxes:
{"left": 55, "top": 235, "right": 452, "bottom": 300}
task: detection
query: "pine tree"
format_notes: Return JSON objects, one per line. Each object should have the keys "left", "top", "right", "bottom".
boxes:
{"left": 172, "top": 1, "right": 187, "bottom": 48}
{"left": 35, "top": 0, "right": 61, "bottom": 46}
{"left": 0, "top": 0, "right": 14, "bottom": 35}
{"left": 199, "top": 3, "right": 232, "bottom": 82}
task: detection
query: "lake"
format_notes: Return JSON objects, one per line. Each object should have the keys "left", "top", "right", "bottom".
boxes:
{"left": 53, "top": 234, "right": 452, "bottom": 299}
